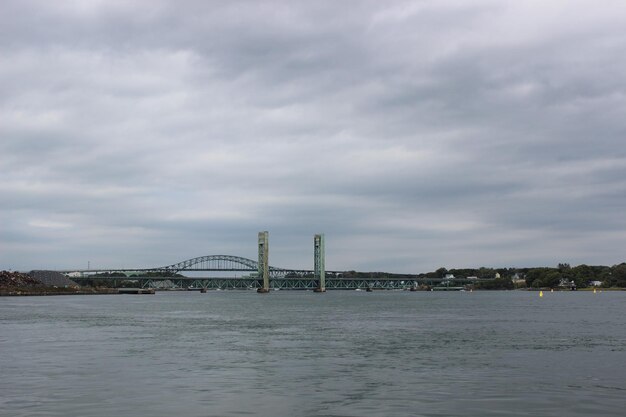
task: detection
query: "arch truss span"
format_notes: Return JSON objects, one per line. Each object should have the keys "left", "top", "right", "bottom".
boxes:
{"left": 157, "top": 254, "right": 312, "bottom": 278}
{"left": 160, "top": 255, "right": 259, "bottom": 273}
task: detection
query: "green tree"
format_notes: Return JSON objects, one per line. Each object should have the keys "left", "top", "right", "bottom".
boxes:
{"left": 526, "top": 268, "right": 562, "bottom": 288}
{"left": 607, "top": 263, "right": 626, "bottom": 287}
{"left": 526, "top": 268, "right": 545, "bottom": 287}
{"left": 543, "top": 270, "right": 562, "bottom": 288}
{"left": 435, "top": 267, "right": 448, "bottom": 278}
{"left": 571, "top": 264, "right": 592, "bottom": 288}
{"left": 475, "top": 278, "right": 514, "bottom": 290}
{"left": 477, "top": 267, "right": 496, "bottom": 279}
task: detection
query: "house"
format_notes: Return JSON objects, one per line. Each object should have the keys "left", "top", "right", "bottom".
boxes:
{"left": 512, "top": 273, "right": 526, "bottom": 284}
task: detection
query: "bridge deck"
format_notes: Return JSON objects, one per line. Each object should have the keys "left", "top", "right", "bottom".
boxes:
{"left": 72, "top": 276, "right": 479, "bottom": 290}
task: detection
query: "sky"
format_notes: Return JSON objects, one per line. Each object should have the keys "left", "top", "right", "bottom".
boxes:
{"left": 1, "top": 0, "right": 626, "bottom": 273}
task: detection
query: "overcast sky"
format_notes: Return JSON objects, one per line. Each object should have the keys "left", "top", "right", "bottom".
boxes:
{"left": 1, "top": 0, "right": 625, "bottom": 273}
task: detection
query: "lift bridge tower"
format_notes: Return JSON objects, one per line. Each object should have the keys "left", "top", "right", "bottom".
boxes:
{"left": 314, "top": 234, "right": 326, "bottom": 292}
{"left": 257, "top": 231, "right": 270, "bottom": 293}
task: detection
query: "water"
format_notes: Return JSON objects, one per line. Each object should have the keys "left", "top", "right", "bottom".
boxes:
{"left": 1, "top": 291, "right": 625, "bottom": 417}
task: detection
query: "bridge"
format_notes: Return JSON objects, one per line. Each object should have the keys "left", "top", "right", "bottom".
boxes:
{"left": 64, "top": 232, "right": 483, "bottom": 291}
{"left": 160, "top": 254, "right": 314, "bottom": 278}
{"left": 66, "top": 253, "right": 476, "bottom": 291}
{"left": 72, "top": 274, "right": 474, "bottom": 291}
{"left": 64, "top": 254, "right": 321, "bottom": 278}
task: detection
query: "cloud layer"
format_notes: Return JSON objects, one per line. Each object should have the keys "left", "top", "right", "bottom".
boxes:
{"left": 1, "top": 0, "right": 625, "bottom": 272}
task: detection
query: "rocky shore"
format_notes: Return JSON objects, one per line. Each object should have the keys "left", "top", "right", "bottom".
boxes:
{"left": 0, "top": 270, "right": 118, "bottom": 296}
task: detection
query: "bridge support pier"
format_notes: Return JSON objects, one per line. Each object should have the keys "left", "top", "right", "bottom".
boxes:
{"left": 257, "top": 231, "right": 270, "bottom": 293}
{"left": 313, "top": 234, "right": 326, "bottom": 292}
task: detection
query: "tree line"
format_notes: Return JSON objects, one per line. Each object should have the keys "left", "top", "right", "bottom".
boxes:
{"left": 343, "top": 262, "right": 626, "bottom": 289}
{"left": 428, "top": 263, "right": 626, "bottom": 289}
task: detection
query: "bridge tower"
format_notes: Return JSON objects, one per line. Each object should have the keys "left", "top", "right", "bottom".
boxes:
{"left": 313, "top": 234, "right": 326, "bottom": 292}
{"left": 257, "top": 231, "right": 270, "bottom": 293}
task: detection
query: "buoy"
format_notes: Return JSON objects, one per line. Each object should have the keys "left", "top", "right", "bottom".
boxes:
{"left": 539, "top": 290, "right": 543, "bottom": 297}
{"left": 593, "top": 288, "right": 597, "bottom": 294}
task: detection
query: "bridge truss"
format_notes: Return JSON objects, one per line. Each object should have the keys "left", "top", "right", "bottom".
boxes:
{"left": 119, "top": 276, "right": 470, "bottom": 290}
{"left": 156, "top": 255, "right": 311, "bottom": 278}
{"left": 66, "top": 254, "right": 480, "bottom": 290}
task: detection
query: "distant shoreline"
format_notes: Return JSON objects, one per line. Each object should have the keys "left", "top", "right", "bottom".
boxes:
{"left": 3, "top": 287, "right": 626, "bottom": 296}
{"left": 0, "top": 288, "right": 119, "bottom": 296}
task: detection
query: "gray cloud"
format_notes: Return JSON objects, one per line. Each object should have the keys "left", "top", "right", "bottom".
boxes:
{"left": 1, "top": 0, "right": 626, "bottom": 272}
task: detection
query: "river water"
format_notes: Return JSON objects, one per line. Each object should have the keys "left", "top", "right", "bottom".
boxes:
{"left": 1, "top": 291, "right": 625, "bottom": 416}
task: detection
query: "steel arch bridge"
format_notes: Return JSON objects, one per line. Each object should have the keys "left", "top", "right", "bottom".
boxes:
{"left": 63, "top": 254, "right": 485, "bottom": 290}
{"left": 157, "top": 255, "right": 310, "bottom": 278}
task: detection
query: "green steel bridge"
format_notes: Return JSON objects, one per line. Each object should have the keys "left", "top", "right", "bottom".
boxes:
{"left": 64, "top": 254, "right": 480, "bottom": 290}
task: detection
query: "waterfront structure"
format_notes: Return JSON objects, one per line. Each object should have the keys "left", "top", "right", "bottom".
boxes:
{"left": 314, "top": 234, "right": 325, "bottom": 292}
{"left": 59, "top": 232, "right": 487, "bottom": 290}
{"left": 257, "top": 231, "right": 270, "bottom": 293}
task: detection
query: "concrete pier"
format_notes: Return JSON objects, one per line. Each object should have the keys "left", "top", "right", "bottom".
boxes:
{"left": 257, "top": 231, "right": 270, "bottom": 293}
{"left": 314, "top": 234, "right": 326, "bottom": 292}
